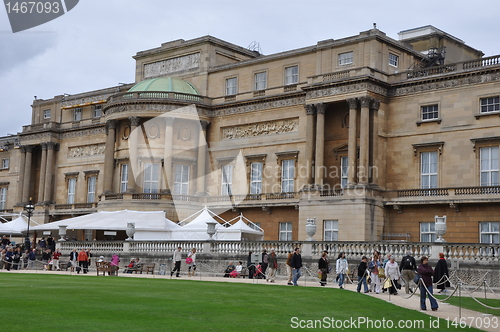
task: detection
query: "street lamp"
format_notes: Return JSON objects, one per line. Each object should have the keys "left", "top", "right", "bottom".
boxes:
{"left": 24, "top": 198, "right": 35, "bottom": 251}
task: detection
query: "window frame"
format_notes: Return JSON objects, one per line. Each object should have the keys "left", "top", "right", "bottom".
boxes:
{"left": 284, "top": 65, "right": 298, "bottom": 85}
{"left": 0, "top": 187, "right": 7, "bottom": 210}
{"left": 250, "top": 162, "right": 263, "bottom": 194}
{"left": 254, "top": 71, "right": 267, "bottom": 91}
{"left": 93, "top": 104, "right": 102, "bottom": 118}
{"left": 338, "top": 51, "right": 353, "bottom": 66}
{"left": 143, "top": 162, "right": 160, "bottom": 194}
{"left": 87, "top": 176, "right": 97, "bottom": 203}
{"left": 389, "top": 53, "right": 399, "bottom": 67}
{"left": 43, "top": 109, "right": 51, "bottom": 120}
{"left": 279, "top": 222, "right": 292, "bottom": 241}
{"left": 120, "top": 164, "right": 129, "bottom": 193}
{"left": 421, "top": 104, "right": 439, "bottom": 121}
{"left": 480, "top": 146, "right": 499, "bottom": 186}
{"left": 480, "top": 222, "right": 500, "bottom": 244}
{"left": 323, "top": 220, "right": 339, "bottom": 241}
{"left": 420, "top": 222, "right": 436, "bottom": 242}
{"left": 221, "top": 164, "right": 233, "bottom": 196}
{"left": 1, "top": 158, "right": 9, "bottom": 170}
{"left": 340, "top": 156, "right": 348, "bottom": 188}
{"left": 480, "top": 96, "right": 500, "bottom": 114}
{"left": 73, "top": 107, "right": 82, "bottom": 122}
{"left": 281, "top": 159, "right": 295, "bottom": 193}
{"left": 173, "top": 164, "right": 190, "bottom": 195}
{"left": 225, "top": 77, "right": 237, "bottom": 96}
{"left": 420, "top": 151, "right": 438, "bottom": 189}
{"left": 67, "top": 177, "right": 76, "bottom": 204}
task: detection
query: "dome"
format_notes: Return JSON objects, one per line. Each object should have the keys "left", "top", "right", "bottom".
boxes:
{"left": 128, "top": 77, "right": 200, "bottom": 95}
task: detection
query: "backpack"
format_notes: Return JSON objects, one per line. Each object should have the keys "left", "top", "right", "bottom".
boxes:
{"left": 403, "top": 257, "right": 414, "bottom": 270}
{"left": 263, "top": 254, "right": 268, "bottom": 264}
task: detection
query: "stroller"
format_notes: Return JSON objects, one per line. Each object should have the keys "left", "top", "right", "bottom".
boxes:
{"left": 254, "top": 264, "right": 265, "bottom": 279}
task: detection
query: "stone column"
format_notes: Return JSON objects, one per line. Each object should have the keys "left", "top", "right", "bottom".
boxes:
{"left": 16, "top": 146, "right": 26, "bottom": 205}
{"left": 43, "top": 142, "right": 58, "bottom": 204}
{"left": 314, "top": 103, "right": 326, "bottom": 187}
{"left": 304, "top": 104, "right": 316, "bottom": 186}
{"left": 346, "top": 98, "right": 358, "bottom": 186}
{"left": 22, "top": 145, "right": 34, "bottom": 204}
{"left": 359, "top": 96, "right": 371, "bottom": 185}
{"left": 37, "top": 143, "right": 47, "bottom": 204}
{"left": 163, "top": 117, "right": 175, "bottom": 192}
{"left": 370, "top": 99, "right": 380, "bottom": 185}
{"left": 196, "top": 121, "right": 210, "bottom": 195}
{"left": 127, "top": 116, "right": 140, "bottom": 193}
{"left": 103, "top": 120, "right": 117, "bottom": 194}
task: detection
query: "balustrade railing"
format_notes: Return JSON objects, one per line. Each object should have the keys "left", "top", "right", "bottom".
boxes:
{"left": 454, "top": 186, "right": 500, "bottom": 195}
{"left": 56, "top": 240, "right": 499, "bottom": 263}
{"left": 322, "top": 70, "right": 350, "bottom": 81}
{"left": 462, "top": 54, "right": 500, "bottom": 70}
{"left": 397, "top": 188, "right": 449, "bottom": 197}
{"left": 407, "top": 64, "right": 457, "bottom": 78}
{"left": 109, "top": 91, "right": 207, "bottom": 104}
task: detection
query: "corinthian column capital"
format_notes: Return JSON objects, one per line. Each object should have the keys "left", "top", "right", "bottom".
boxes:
{"left": 346, "top": 98, "right": 358, "bottom": 110}
{"left": 304, "top": 104, "right": 316, "bottom": 115}
{"left": 315, "top": 103, "right": 326, "bottom": 114}
{"left": 359, "top": 96, "right": 372, "bottom": 108}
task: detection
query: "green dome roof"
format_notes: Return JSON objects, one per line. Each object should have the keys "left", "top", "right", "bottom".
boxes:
{"left": 129, "top": 77, "right": 200, "bottom": 95}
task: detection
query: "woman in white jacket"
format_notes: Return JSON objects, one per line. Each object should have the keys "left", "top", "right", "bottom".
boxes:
{"left": 336, "top": 252, "right": 349, "bottom": 289}
{"left": 385, "top": 256, "right": 401, "bottom": 295}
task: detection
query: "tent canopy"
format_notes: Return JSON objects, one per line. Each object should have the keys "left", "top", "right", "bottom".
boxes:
{"left": 0, "top": 215, "right": 30, "bottom": 235}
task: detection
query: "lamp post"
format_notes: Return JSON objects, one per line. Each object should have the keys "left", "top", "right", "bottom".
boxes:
{"left": 24, "top": 198, "right": 35, "bottom": 251}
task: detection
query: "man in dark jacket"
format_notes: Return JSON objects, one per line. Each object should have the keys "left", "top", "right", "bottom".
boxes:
{"left": 247, "top": 251, "right": 255, "bottom": 279}
{"left": 356, "top": 256, "right": 369, "bottom": 293}
{"left": 290, "top": 248, "right": 302, "bottom": 286}
{"left": 400, "top": 251, "right": 417, "bottom": 294}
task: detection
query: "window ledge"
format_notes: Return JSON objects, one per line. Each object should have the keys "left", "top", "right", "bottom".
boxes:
{"left": 475, "top": 111, "right": 500, "bottom": 119}
{"left": 416, "top": 118, "right": 441, "bottom": 126}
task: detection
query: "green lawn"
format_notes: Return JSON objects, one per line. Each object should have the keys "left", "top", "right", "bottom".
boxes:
{"left": 437, "top": 295, "right": 500, "bottom": 316}
{"left": 0, "top": 274, "right": 483, "bottom": 332}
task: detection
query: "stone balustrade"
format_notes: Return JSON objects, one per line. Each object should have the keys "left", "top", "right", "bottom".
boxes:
{"left": 57, "top": 240, "right": 500, "bottom": 264}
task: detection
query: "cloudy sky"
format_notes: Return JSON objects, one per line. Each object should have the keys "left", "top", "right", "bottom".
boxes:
{"left": 1, "top": 0, "right": 499, "bottom": 136}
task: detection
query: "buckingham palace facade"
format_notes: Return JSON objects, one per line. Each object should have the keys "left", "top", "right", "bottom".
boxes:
{"left": 0, "top": 25, "right": 499, "bottom": 243}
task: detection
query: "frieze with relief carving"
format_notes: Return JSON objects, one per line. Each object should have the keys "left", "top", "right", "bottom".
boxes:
{"left": 306, "top": 82, "right": 388, "bottom": 99}
{"left": 105, "top": 103, "right": 210, "bottom": 117}
{"left": 212, "top": 96, "right": 306, "bottom": 117}
{"left": 68, "top": 144, "right": 106, "bottom": 158}
{"left": 62, "top": 93, "right": 112, "bottom": 108}
{"left": 222, "top": 118, "right": 299, "bottom": 140}
{"left": 62, "top": 127, "right": 106, "bottom": 139}
{"left": 144, "top": 53, "right": 201, "bottom": 78}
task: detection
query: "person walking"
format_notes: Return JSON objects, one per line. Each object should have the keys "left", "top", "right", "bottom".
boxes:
{"left": 286, "top": 251, "right": 294, "bottom": 285}
{"left": 247, "top": 251, "right": 255, "bottom": 279}
{"left": 417, "top": 256, "right": 439, "bottom": 311}
{"left": 290, "top": 248, "right": 302, "bottom": 286}
{"left": 369, "top": 254, "right": 382, "bottom": 294}
{"left": 27, "top": 249, "right": 36, "bottom": 270}
{"left": 356, "top": 256, "right": 369, "bottom": 293}
{"left": 399, "top": 251, "right": 417, "bottom": 294}
{"left": 434, "top": 253, "right": 450, "bottom": 293}
{"left": 266, "top": 249, "right": 278, "bottom": 283}
{"left": 110, "top": 254, "right": 120, "bottom": 275}
{"left": 52, "top": 248, "right": 62, "bottom": 271}
{"left": 318, "top": 251, "right": 329, "bottom": 286}
{"left": 385, "top": 256, "right": 401, "bottom": 295}
{"left": 69, "top": 249, "right": 78, "bottom": 272}
{"left": 187, "top": 248, "right": 196, "bottom": 277}
{"left": 260, "top": 249, "right": 268, "bottom": 279}
{"left": 336, "top": 252, "right": 348, "bottom": 289}
{"left": 171, "top": 246, "right": 182, "bottom": 277}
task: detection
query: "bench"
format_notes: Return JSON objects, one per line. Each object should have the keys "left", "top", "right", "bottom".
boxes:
{"left": 124, "top": 263, "right": 155, "bottom": 275}
{"left": 96, "top": 261, "right": 119, "bottom": 276}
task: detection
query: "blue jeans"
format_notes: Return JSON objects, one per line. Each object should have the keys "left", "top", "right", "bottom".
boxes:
{"left": 357, "top": 276, "right": 368, "bottom": 292}
{"left": 292, "top": 268, "right": 301, "bottom": 285}
{"left": 338, "top": 273, "right": 345, "bottom": 288}
{"left": 420, "top": 285, "right": 439, "bottom": 310}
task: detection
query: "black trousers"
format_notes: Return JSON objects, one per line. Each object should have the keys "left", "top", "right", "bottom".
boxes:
{"left": 171, "top": 261, "right": 181, "bottom": 276}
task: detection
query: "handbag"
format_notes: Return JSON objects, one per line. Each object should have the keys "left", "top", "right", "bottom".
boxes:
{"left": 185, "top": 257, "right": 193, "bottom": 264}
{"left": 317, "top": 270, "right": 322, "bottom": 279}
{"left": 413, "top": 273, "right": 420, "bottom": 284}
{"left": 274, "top": 261, "right": 278, "bottom": 269}
{"left": 394, "top": 279, "right": 402, "bottom": 290}
{"left": 383, "top": 278, "right": 392, "bottom": 290}
{"left": 378, "top": 267, "right": 385, "bottom": 279}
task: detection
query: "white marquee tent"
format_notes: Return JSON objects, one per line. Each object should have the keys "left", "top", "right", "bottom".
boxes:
{"left": 0, "top": 214, "right": 30, "bottom": 236}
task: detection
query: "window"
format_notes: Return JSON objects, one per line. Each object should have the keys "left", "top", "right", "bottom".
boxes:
{"left": 67, "top": 178, "right": 76, "bottom": 204}
{"left": 421, "top": 151, "right": 438, "bottom": 189}
{"left": 221, "top": 164, "right": 233, "bottom": 195}
{"left": 420, "top": 222, "right": 436, "bottom": 242}
{"left": 338, "top": 52, "right": 353, "bottom": 66}
{"left": 43, "top": 109, "right": 51, "bottom": 119}
{"left": 480, "top": 222, "right": 500, "bottom": 244}
{"left": 93, "top": 105, "right": 102, "bottom": 118}
{"left": 480, "top": 96, "right": 500, "bottom": 113}
{"left": 143, "top": 163, "right": 160, "bottom": 194}
{"left": 285, "top": 66, "right": 298, "bottom": 85}
{"left": 389, "top": 53, "right": 399, "bottom": 67}
{"left": 421, "top": 104, "right": 439, "bottom": 121}
{"left": 73, "top": 107, "right": 82, "bottom": 121}
{"left": 248, "top": 222, "right": 261, "bottom": 231}
{"left": 340, "top": 156, "right": 348, "bottom": 188}
{"left": 480, "top": 146, "right": 499, "bottom": 186}
{"left": 279, "top": 222, "right": 292, "bottom": 241}
{"left": 174, "top": 164, "right": 190, "bottom": 195}
{"left": 281, "top": 159, "right": 295, "bottom": 192}
{"left": 1, "top": 158, "right": 9, "bottom": 170}
{"left": 324, "top": 220, "right": 338, "bottom": 241}
{"left": 254, "top": 72, "right": 267, "bottom": 91}
{"left": 250, "top": 162, "right": 262, "bottom": 194}
{"left": 225, "top": 77, "right": 237, "bottom": 96}
{"left": 120, "top": 164, "right": 129, "bottom": 193}
{"left": 87, "top": 176, "right": 96, "bottom": 203}
{"left": 0, "top": 187, "right": 6, "bottom": 210}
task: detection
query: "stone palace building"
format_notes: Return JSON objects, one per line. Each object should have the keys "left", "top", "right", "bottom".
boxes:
{"left": 0, "top": 25, "right": 499, "bottom": 243}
